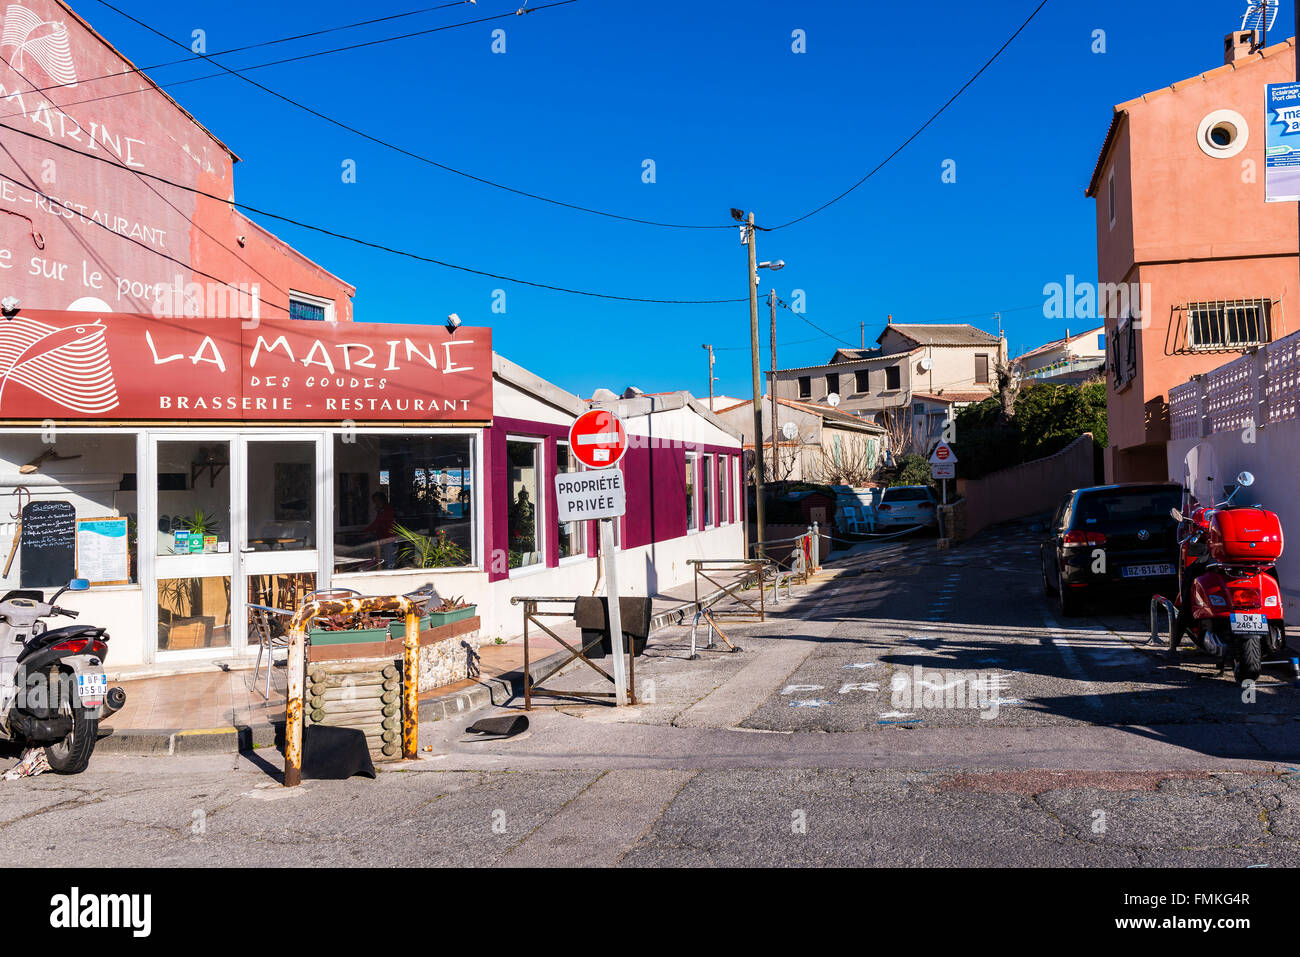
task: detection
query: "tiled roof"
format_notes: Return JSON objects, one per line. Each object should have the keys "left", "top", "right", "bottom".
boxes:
{"left": 880, "top": 324, "right": 1002, "bottom": 347}
{"left": 912, "top": 391, "right": 997, "bottom": 405}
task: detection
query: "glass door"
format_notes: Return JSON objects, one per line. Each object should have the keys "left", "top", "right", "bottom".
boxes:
{"left": 152, "top": 436, "right": 237, "bottom": 657}
{"left": 239, "top": 436, "right": 324, "bottom": 634}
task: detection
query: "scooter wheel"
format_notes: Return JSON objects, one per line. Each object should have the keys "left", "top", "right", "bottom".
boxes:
{"left": 1234, "top": 636, "right": 1262, "bottom": 685}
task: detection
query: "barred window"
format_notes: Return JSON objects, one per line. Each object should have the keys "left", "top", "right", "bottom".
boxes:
{"left": 1187, "top": 299, "right": 1271, "bottom": 351}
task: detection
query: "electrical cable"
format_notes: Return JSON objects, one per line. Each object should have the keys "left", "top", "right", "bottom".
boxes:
{"left": 0, "top": 121, "right": 747, "bottom": 304}
{"left": 768, "top": 0, "right": 1048, "bottom": 230}
{"left": 68, "top": 0, "right": 733, "bottom": 230}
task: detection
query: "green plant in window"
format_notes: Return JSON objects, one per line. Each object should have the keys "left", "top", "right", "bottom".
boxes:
{"left": 179, "top": 508, "right": 220, "bottom": 537}
{"left": 393, "top": 525, "right": 468, "bottom": 568}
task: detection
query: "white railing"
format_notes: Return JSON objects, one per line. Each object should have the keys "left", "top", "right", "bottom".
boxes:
{"left": 1169, "top": 329, "right": 1300, "bottom": 439}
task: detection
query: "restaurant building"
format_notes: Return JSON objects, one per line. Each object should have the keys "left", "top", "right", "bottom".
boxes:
{"left": 0, "top": 0, "right": 744, "bottom": 675}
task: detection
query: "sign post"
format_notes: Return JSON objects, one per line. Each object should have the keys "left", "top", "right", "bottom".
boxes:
{"left": 929, "top": 441, "right": 958, "bottom": 523}
{"left": 562, "top": 410, "right": 631, "bottom": 705}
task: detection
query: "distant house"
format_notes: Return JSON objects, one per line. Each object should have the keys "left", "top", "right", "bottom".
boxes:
{"left": 1013, "top": 327, "right": 1106, "bottom": 384}
{"left": 714, "top": 396, "right": 887, "bottom": 485}
{"left": 771, "top": 319, "right": 1007, "bottom": 454}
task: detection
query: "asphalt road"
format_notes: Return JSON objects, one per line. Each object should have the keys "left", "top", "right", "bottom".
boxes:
{"left": 4, "top": 519, "right": 1300, "bottom": 867}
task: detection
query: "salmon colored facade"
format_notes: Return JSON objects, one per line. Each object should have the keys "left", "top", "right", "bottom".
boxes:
{"left": 0, "top": 0, "right": 353, "bottom": 321}
{"left": 1087, "top": 33, "right": 1299, "bottom": 482}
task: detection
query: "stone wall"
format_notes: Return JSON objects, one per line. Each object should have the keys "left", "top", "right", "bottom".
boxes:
{"left": 417, "top": 627, "right": 488, "bottom": 692}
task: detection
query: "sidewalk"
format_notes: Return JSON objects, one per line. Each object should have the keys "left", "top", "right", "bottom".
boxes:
{"left": 97, "top": 573, "right": 750, "bottom": 754}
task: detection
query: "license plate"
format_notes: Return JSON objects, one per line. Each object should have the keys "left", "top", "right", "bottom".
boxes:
{"left": 77, "top": 673, "right": 106, "bottom": 705}
{"left": 1230, "top": 613, "right": 1269, "bottom": 634}
{"left": 1121, "top": 563, "right": 1174, "bottom": 578}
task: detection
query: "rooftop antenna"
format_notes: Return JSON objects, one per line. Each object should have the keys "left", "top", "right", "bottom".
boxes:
{"left": 1241, "top": 0, "right": 1278, "bottom": 53}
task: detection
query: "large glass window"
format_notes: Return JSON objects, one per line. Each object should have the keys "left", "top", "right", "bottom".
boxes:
{"left": 702, "top": 454, "right": 714, "bottom": 528}
{"left": 0, "top": 432, "right": 139, "bottom": 589}
{"left": 245, "top": 441, "right": 316, "bottom": 551}
{"left": 507, "top": 439, "right": 543, "bottom": 570}
{"left": 718, "top": 455, "right": 729, "bottom": 525}
{"left": 556, "top": 442, "right": 584, "bottom": 560}
{"left": 332, "top": 433, "right": 475, "bottom": 572}
{"left": 685, "top": 454, "right": 697, "bottom": 531}
{"left": 155, "top": 440, "right": 231, "bottom": 558}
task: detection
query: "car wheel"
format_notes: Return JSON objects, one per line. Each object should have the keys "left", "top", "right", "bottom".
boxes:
{"left": 1040, "top": 549, "right": 1056, "bottom": 596}
{"left": 1057, "top": 577, "right": 1081, "bottom": 617}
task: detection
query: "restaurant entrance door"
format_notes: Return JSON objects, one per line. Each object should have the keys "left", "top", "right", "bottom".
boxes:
{"left": 238, "top": 435, "right": 326, "bottom": 640}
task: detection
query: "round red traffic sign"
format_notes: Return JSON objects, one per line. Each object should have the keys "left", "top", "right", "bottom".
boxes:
{"left": 935, "top": 445, "right": 951, "bottom": 461}
{"left": 569, "top": 409, "right": 628, "bottom": 469}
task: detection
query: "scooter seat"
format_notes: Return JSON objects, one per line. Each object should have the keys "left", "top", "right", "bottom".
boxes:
{"left": 17, "top": 626, "right": 107, "bottom": 664}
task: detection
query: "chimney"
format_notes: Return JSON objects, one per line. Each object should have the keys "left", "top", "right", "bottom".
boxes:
{"left": 886, "top": 313, "right": 893, "bottom": 325}
{"left": 1224, "top": 30, "right": 1256, "bottom": 64}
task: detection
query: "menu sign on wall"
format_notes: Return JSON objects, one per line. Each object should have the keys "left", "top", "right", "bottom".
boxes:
{"left": 0, "top": 312, "right": 494, "bottom": 422}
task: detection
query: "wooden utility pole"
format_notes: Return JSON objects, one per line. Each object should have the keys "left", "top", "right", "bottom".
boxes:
{"left": 768, "top": 289, "right": 780, "bottom": 489}
{"left": 746, "top": 212, "right": 766, "bottom": 560}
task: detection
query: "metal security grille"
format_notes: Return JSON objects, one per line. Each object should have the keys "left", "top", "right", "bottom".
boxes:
{"left": 1186, "top": 299, "right": 1271, "bottom": 351}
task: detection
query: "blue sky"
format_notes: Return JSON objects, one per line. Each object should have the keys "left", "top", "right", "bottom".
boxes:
{"left": 75, "top": 0, "right": 1295, "bottom": 398}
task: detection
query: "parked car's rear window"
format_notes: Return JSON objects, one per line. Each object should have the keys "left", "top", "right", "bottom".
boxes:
{"left": 883, "top": 487, "right": 931, "bottom": 502}
{"left": 1073, "top": 488, "right": 1181, "bottom": 526}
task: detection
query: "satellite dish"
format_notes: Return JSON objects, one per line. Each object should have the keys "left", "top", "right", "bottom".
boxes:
{"left": 781, "top": 422, "right": 799, "bottom": 441}
{"left": 827, "top": 393, "right": 841, "bottom": 407}
{"left": 920, "top": 357, "right": 934, "bottom": 372}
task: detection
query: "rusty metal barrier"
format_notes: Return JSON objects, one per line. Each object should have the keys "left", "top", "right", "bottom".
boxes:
{"left": 511, "top": 596, "right": 637, "bottom": 710}
{"left": 284, "top": 594, "right": 420, "bottom": 788}
{"left": 689, "top": 559, "right": 768, "bottom": 623}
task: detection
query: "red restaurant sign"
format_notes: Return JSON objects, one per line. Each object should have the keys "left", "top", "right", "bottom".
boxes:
{"left": 0, "top": 311, "right": 493, "bottom": 422}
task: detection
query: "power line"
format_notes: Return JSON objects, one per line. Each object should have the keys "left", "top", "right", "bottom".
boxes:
{"left": 0, "top": 121, "right": 746, "bottom": 305}
{"left": 775, "top": 296, "right": 857, "bottom": 347}
{"left": 0, "top": 172, "right": 296, "bottom": 316}
{"left": 47, "top": 0, "right": 731, "bottom": 231}
{"left": 22, "top": 2, "right": 479, "bottom": 95}
{"left": 769, "top": 0, "right": 1048, "bottom": 230}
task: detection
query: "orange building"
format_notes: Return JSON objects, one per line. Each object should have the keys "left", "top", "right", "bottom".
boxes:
{"left": 1086, "top": 31, "right": 1299, "bottom": 482}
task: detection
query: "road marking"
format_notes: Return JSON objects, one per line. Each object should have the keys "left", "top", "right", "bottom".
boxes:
{"left": 1040, "top": 609, "right": 1103, "bottom": 711}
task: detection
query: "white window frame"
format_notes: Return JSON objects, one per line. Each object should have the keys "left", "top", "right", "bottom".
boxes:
{"left": 685, "top": 452, "right": 700, "bottom": 535}
{"left": 330, "top": 427, "right": 482, "bottom": 579}
{"left": 556, "top": 440, "right": 587, "bottom": 566}
{"left": 702, "top": 453, "right": 715, "bottom": 529}
{"left": 288, "top": 289, "right": 336, "bottom": 324}
{"left": 506, "top": 435, "right": 547, "bottom": 579}
{"left": 718, "top": 454, "right": 730, "bottom": 526}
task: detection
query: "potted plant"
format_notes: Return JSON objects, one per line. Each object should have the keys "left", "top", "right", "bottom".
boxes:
{"left": 392, "top": 525, "right": 468, "bottom": 568}
{"left": 308, "top": 611, "right": 394, "bottom": 646}
{"left": 425, "top": 595, "right": 476, "bottom": 627}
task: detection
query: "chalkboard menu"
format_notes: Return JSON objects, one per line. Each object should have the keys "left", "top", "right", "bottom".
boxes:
{"left": 19, "top": 500, "right": 76, "bottom": 589}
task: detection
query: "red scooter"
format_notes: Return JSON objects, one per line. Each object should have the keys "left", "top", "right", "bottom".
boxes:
{"left": 1166, "top": 471, "right": 1290, "bottom": 684}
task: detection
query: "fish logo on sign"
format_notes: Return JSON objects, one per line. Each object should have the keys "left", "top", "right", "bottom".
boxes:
{"left": 0, "top": 4, "right": 77, "bottom": 88}
{"left": 0, "top": 317, "right": 118, "bottom": 414}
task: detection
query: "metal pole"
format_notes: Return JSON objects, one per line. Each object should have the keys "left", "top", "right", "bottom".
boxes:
{"left": 401, "top": 607, "right": 419, "bottom": 759}
{"left": 748, "top": 212, "right": 766, "bottom": 560}
{"left": 703, "top": 343, "right": 715, "bottom": 409}
{"left": 283, "top": 625, "right": 306, "bottom": 787}
{"left": 768, "top": 288, "right": 780, "bottom": 491}
{"left": 601, "top": 518, "right": 628, "bottom": 706}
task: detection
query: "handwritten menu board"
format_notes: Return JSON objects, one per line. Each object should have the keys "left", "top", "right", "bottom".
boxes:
{"left": 76, "top": 517, "right": 130, "bottom": 586}
{"left": 19, "top": 501, "right": 76, "bottom": 589}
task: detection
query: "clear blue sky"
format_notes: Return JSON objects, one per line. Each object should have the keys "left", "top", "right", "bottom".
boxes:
{"left": 74, "top": 0, "right": 1295, "bottom": 398}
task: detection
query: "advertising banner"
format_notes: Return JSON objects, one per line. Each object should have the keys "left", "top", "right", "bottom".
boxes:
{"left": 1266, "top": 82, "right": 1300, "bottom": 202}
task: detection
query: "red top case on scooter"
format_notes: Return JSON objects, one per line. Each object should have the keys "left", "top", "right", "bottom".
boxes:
{"left": 1207, "top": 508, "right": 1284, "bottom": 564}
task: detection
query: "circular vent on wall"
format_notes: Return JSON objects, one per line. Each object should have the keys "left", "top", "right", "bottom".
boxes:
{"left": 1196, "top": 109, "right": 1248, "bottom": 158}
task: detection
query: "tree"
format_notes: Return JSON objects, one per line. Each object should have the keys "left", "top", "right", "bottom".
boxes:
{"left": 953, "top": 382, "right": 1107, "bottom": 480}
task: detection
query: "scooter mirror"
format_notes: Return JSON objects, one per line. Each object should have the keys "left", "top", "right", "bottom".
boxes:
{"left": 67, "top": 578, "right": 90, "bottom": 591}
{"left": 1237, "top": 471, "right": 1255, "bottom": 488}
{"left": 1170, "top": 508, "right": 1183, "bottom": 523}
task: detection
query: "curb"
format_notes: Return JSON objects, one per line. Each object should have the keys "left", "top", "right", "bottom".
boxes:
{"left": 96, "top": 647, "right": 576, "bottom": 756}
{"left": 94, "top": 581, "right": 767, "bottom": 757}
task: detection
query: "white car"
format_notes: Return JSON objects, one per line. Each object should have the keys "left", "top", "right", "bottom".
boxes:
{"left": 874, "top": 485, "right": 938, "bottom": 530}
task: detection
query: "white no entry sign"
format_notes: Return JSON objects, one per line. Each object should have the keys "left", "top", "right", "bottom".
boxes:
{"left": 555, "top": 469, "right": 626, "bottom": 522}
{"left": 570, "top": 409, "right": 629, "bottom": 469}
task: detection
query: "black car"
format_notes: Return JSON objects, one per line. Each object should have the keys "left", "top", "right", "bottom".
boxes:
{"left": 1039, "top": 482, "right": 1182, "bottom": 616}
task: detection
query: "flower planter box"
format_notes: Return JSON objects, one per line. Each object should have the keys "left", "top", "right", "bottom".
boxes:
{"left": 427, "top": 605, "right": 475, "bottom": 627}
{"left": 309, "top": 625, "right": 391, "bottom": 646}
{"left": 388, "top": 614, "right": 430, "bottom": 640}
